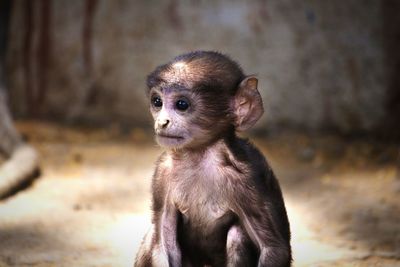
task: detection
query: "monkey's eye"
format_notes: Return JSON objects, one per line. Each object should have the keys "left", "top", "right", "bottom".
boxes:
{"left": 151, "top": 96, "right": 163, "bottom": 108}
{"left": 176, "top": 99, "right": 189, "bottom": 111}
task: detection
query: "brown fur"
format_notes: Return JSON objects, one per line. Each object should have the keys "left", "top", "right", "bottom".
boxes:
{"left": 135, "top": 51, "right": 291, "bottom": 267}
{"left": 147, "top": 51, "right": 245, "bottom": 95}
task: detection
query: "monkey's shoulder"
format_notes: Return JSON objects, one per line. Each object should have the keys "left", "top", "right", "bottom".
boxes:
{"left": 152, "top": 140, "right": 276, "bottom": 191}
{"left": 228, "top": 137, "right": 273, "bottom": 173}
{"left": 152, "top": 152, "right": 172, "bottom": 178}
{"left": 226, "top": 138, "right": 279, "bottom": 190}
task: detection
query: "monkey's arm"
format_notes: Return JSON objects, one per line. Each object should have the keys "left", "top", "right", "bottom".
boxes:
{"left": 159, "top": 198, "right": 182, "bottom": 267}
{"left": 150, "top": 154, "right": 182, "bottom": 267}
{"left": 235, "top": 187, "right": 291, "bottom": 267}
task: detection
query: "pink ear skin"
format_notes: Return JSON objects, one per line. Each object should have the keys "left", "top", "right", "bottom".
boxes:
{"left": 233, "top": 76, "right": 264, "bottom": 132}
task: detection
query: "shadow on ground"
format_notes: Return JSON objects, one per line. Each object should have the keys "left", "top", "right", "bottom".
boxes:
{"left": 0, "top": 223, "right": 66, "bottom": 265}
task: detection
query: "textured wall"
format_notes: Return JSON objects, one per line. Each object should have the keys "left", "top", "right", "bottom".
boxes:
{"left": 5, "top": 0, "right": 393, "bottom": 134}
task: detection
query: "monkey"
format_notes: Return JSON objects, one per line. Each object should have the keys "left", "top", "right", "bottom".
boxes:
{"left": 134, "top": 51, "right": 291, "bottom": 267}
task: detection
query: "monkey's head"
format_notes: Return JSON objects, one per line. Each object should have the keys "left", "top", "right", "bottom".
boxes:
{"left": 146, "top": 51, "right": 264, "bottom": 150}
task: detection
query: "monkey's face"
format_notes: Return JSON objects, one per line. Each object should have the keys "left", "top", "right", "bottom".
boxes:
{"left": 149, "top": 86, "right": 231, "bottom": 150}
{"left": 146, "top": 51, "right": 265, "bottom": 150}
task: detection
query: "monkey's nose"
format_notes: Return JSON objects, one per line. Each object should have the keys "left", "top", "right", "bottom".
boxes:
{"left": 158, "top": 119, "right": 170, "bottom": 129}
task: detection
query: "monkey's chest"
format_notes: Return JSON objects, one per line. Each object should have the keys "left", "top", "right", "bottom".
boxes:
{"left": 172, "top": 172, "right": 232, "bottom": 225}
{"left": 172, "top": 177, "right": 235, "bottom": 259}
{"left": 176, "top": 190, "right": 232, "bottom": 229}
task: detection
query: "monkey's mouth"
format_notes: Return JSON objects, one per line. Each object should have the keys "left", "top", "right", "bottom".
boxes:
{"left": 157, "top": 133, "right": 184, "bottom": 140}
{"left": 156, "top": 133, "right": 186, "bottom": 148}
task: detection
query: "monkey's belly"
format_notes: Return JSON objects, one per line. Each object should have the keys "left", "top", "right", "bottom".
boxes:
{"left": 177, "top": 211, "right": 236, "bottom": 264}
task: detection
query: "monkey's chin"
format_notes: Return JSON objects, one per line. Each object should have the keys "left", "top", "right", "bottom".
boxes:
{"left": 155, "top": 134, "right": 187, "bottom": 149}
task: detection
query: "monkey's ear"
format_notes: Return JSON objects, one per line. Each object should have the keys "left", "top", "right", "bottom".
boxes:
{"left": 233, "top": 76, "right": 264, "bottom": 131}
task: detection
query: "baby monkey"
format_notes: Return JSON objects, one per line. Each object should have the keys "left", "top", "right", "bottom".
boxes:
{"left": 135, "top": 51, "right": 291, "bottom": 267}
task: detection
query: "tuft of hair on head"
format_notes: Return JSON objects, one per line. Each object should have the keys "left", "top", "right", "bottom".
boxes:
{"left": 146, "top": 51, "right": 246, "bottom": 95}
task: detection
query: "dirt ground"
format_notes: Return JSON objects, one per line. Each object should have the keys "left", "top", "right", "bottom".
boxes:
{"left": 0, "top": 121, "right": 399, "bottom": 267}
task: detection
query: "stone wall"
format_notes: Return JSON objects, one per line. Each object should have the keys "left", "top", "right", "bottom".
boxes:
{"left": 5, "top": 0, "right": 397, "bottom": 134}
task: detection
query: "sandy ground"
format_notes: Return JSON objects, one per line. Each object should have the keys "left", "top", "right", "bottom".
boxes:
{"left": 0, "top": 121, "right": 399, "bottom": 267}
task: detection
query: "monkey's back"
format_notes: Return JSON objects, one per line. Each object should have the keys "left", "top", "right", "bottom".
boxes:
{"left": 226, "top": 137, "right": 291, "bottom": 245}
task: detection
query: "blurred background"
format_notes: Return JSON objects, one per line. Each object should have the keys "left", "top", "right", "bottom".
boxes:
{"left": 0, "top": 0, "right": 399, "bottom": 266}
{"left": 3, "top": 0, "right": 400, "bottom": 135}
